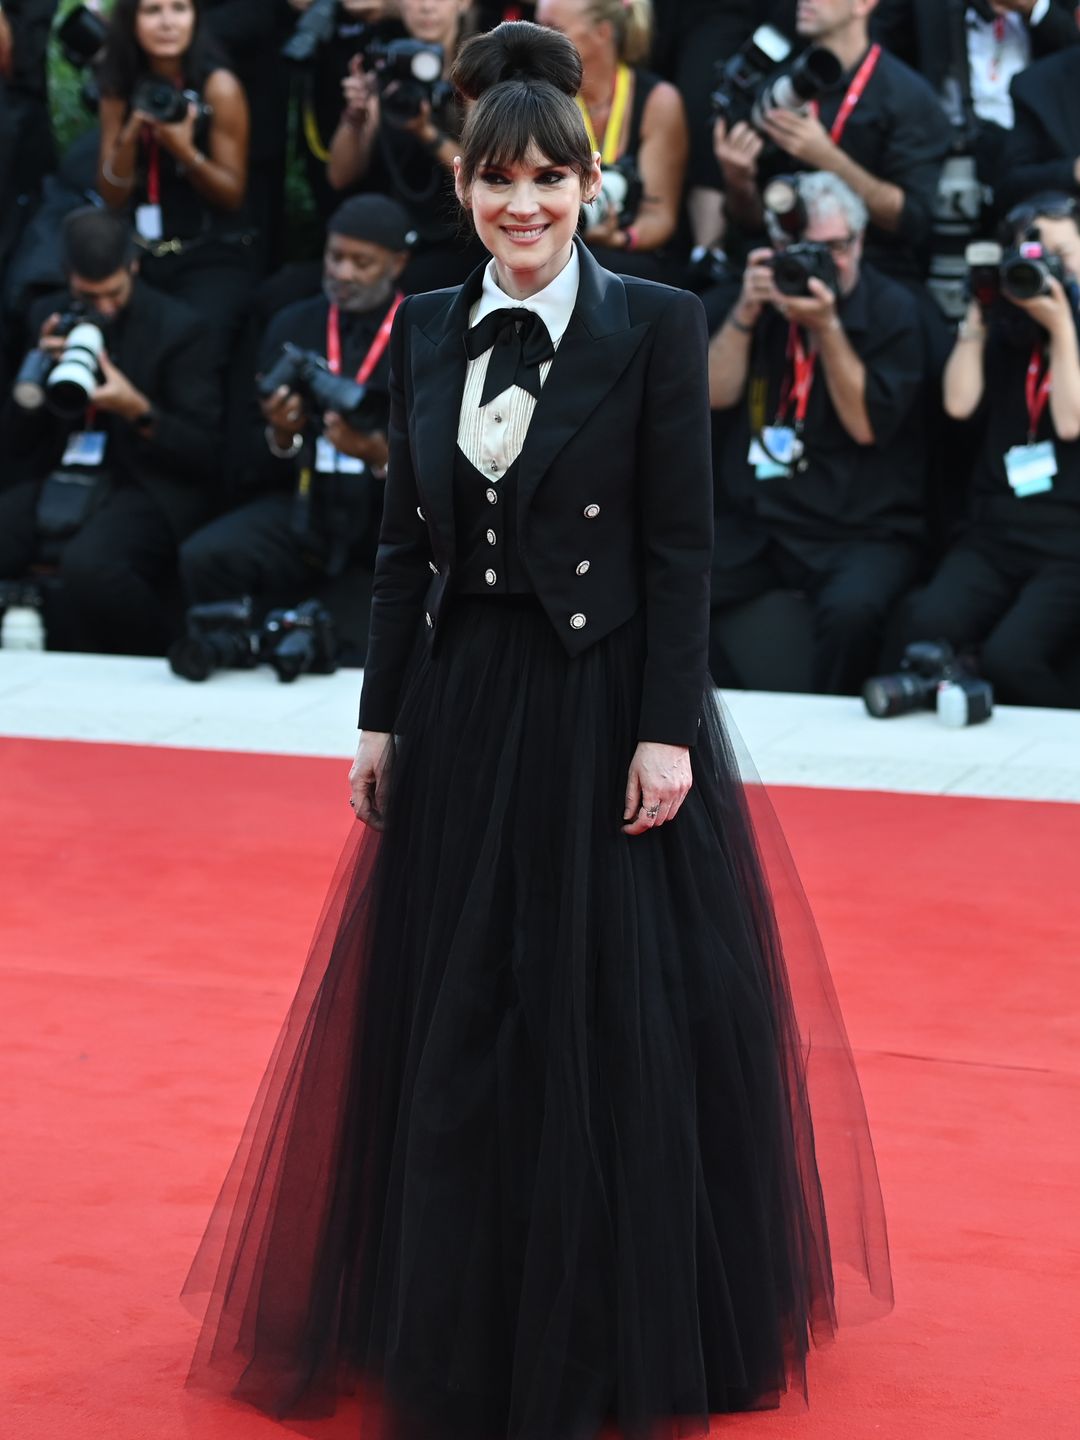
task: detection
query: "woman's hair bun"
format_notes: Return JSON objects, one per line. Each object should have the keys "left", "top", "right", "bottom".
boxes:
{"left": 451, "top": 21, "right": 583, "bottom": 104}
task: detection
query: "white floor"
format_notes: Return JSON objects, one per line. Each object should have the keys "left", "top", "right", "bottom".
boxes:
{"left": 3, "top": 649, "right": 1080, "bottom": 803}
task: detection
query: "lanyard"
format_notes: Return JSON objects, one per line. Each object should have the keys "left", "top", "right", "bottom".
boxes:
{"left": 326, "top": 292, "right": 403, "bottom": 384}
{"left": 145, "top": 130, "right": 161, "bottom": 205}
{"left": 1025, "top": 344, "right": 1053, "bottom": 443}
{"left": 576, "top": 63, "right": 632, "bottom": 165}
{"left": 779, "top": 324, "right": 817, "bottom": 431}
{"left": 812, "top": 43, "right": 882, "bottom": 146}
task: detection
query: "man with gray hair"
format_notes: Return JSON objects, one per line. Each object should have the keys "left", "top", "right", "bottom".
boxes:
{"left": 707, "top": 169, "right": 926, "bottom": 694}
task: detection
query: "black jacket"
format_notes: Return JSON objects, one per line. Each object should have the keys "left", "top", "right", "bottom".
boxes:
{"left": 3, "top": 280, "right": 225, "bottom": 539}
{"left": 872, "top": 0, "right": 1079, "bottom": 100}
{"left": 1001, "top": 47, "right": 1080, "bottom": 209}
{"left": 358, "top": 241, "right": 714, "bottom": 748}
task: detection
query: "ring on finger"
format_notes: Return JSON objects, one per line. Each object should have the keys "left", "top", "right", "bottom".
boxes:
{"left": 644, "top": 804, "right": 660, "bottom": 819}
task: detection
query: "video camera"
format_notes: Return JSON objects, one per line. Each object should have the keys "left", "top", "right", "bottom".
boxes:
{"left": 258, "top": 343, "right": 390, "bottom": 434}
{"left": 863, "top": 641, "right": 993, "bottom": 726}
{"left": 710, "top": 25, "right": 841, "bottom": 134}
{"left": 168, "top": 598, "right": 338, "bottom": 684}
{"left": 13, "top": 312, "right": 106, "bottom": 420}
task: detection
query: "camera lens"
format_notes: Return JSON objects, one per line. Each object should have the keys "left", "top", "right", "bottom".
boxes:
{"left": 1001, "top": 259, "right": 1045, "bottom": 302}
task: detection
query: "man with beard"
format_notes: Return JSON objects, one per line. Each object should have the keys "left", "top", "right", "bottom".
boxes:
{"left": 178, "top": 195, "right": 412, "bottom": 624}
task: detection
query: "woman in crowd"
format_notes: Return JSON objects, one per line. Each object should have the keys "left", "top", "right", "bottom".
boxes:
{"left": 327, "top": 0, "right": 486, "bottom": 292}
{"left": 536, "top": 0, "right": 689, "bottom": 283}
{"left": 96, "top": 0, "right": 253, "bottom": 339}
{"left": 184, "top": 21, "right": 891, "bottom": 1440}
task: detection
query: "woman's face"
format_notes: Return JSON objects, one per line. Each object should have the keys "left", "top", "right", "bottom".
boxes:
{"left": 400, "top": 0, "right": 469, "bottom": 50}
{"left": 135, "top": 0, "right": 196, "bottom": 60}
{"left": 536, "top": 0, "right": 607, "bottom": 73}
{"left": 457, "top": 145, "right": 601, "bottom": 295}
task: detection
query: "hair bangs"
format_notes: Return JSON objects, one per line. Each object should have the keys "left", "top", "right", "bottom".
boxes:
{"left": 461, "top": 81, "right": 592, "bottom": 185}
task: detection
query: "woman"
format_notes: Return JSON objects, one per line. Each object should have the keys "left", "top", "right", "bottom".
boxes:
{"left": 536, "top": 0, "right": 689, "bottom": 284}
{"left": 184, "top": 22, "right": 892, "bottom": 1439}
{"left": 327, "top": 0, "right": 486, "bottom": 293}
{"left": 96, "top": 0, "right": 253, "bottom": 338}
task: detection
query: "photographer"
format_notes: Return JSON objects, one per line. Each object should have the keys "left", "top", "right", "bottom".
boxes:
{"left": 96, "top": 0, "right": 254, "bottom": 340}
{"left": 326, "top": 0, "right": 485, "bottom": 293}
{"left": 708, "top": 171, "right": 925, "bottom": 693}
{"left": 535, "top": 0, "right": 689, "bottom": 283}
{"left": 178, "top": 195, "right": 408, "bottom": 618}
{"left": 999, "top": 45, "right": 1080, "bottom": 210}
{"left": 902, "top": 193, "right": 1080, "bottom": 705}
{"left": 0, "top": 207, "right": 224, "bottom": 654}
{"left": 712, "top": 0, "right": 951, "bottom": 283}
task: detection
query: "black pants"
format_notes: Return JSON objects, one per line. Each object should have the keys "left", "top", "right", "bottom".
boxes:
{"left": 903, "top": 531, "right": 1080, "bottom": 707}
{"left": 139, "top": 239, "right": 257, "bottom": 345}
{"left": 0, "top": 480, "right": 177, "bottom": 654}
{"left": 712, "top": 537, "right": 919, "bottom": 694}
{"left": 179, "top": 492, "right": 327, "bottom": 606}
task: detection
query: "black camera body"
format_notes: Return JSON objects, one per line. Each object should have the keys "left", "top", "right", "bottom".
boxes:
{"left": 580, "top": 155, "right": 644, "bottom": 231}
{"left": 258, "top": 343, "right": 390, "bottom": 434}
{"left": 168, "top": 599, "right": 262, "bottom": 682}
{"left": 361, "top": 38, "right": 452, "bottom": 123}
{"left": 261, "top": 600, "right": 338, "bottom": 683}
{"left": 131, "top": 78, "right": 211, "bottom": 126}
{"left": 965, "top": 237, "right": 1070, "bottom": 311}
{"left": 863, "top": 641, "right": 993, "bottom": 725}
{"left": 56, "top": 4, "right": 109, "bottom": 69}
{"left": 771, "top": 241, "right": 839, "bottom": 298}
{"left": 711, "top": 25, "right": 841, "bottom": 133}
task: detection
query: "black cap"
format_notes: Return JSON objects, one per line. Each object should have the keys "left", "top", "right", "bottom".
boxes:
{"left": 327, "top": 195, "right": 416, "bottom": 252}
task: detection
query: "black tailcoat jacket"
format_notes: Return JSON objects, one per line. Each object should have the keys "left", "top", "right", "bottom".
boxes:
{"left": 357, "top": 240, "right": 714, "bottom": 749}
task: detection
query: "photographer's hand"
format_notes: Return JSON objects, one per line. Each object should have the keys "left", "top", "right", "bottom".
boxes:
{"left": 93, "top": 351, "right": 151, "bottom": 424}
{"left": 761, "top": 108, "right": 836, "bottom": 171}
{"left": 152, "top": 101, "right": 199, "bottom": 166}
{"left": 708, "top": 249, "right": 774, "bottom": 409}
{"left": 1008, "top": 274, "right": 1075, "bottom": 339}
{"left": 37, "top": 314, "right": 70, "bottom": 360}
{"left": 323, "top": 412, "right": 389, "bottom": 469}
{"left": 342, "top": 55, "right": 378, "bottom": 128}
{"left": 781, "top": 276, "right": 839, "bottom": 334}
{"left": 584, "top": 208, "right": 623, "bottom": 248}
{"left": 261, "top": 386, "right": 308, "bottom": 448}
{"left": 791, "top": 283, "right": 875, "bottom": 446}
{"left": 712, "top": 119, "right": 765, "bottom": 229}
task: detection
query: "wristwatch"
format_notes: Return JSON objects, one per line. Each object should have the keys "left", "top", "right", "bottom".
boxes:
{"left": 133, "top": 405, "right": 157, "bottom": 436}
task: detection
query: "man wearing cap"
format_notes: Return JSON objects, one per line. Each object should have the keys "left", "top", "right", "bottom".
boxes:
{"left": 178, "top": 195, "right": 413, "bottom": 621}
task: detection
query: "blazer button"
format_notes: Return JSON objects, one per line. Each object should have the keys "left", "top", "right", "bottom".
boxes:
{"left": 570, "top": 613, "right": 587, "bottom": 630}
{"left": 429, "top": 561, "right": 438, "bottom": 575}
{"left": 583, "top": 504, "right": 600, "bottom": 519}
{"left": 416, "top": 506, "right": 425, "bottom": 521}
{"left": 485, "top": 528, "right": 496, "bottom": 545}
{"left": 484, "top": 569, "right": 497, "bottom": 586}
{"left": 575, "top": 561, "right": 590, "bottom": 576}
{"left": 486, "top": 488, "right": 498, "bottom": 505}
{"left": 425, "top": 611, "right": 433, "bottom": 628}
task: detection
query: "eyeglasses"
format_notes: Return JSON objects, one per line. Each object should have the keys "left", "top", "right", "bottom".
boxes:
{"left": 819, "top": 234, "right": 858, "bottom": 258}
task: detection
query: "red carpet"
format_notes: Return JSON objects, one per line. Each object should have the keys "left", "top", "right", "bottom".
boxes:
{"left": 1, "top": 736, "right": 1078, "bottom": 1440}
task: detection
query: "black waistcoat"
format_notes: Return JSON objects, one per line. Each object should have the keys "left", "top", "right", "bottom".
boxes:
{"left": 452, "top": 445, "right": 531, "bottom": 594}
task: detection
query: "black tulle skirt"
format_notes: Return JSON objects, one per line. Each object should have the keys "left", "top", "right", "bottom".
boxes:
{"left": 183, "top": 596, "right": 892, "bottom": 1440}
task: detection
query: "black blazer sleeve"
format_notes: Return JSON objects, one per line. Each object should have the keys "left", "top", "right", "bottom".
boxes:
{"left": 1001, "top": 52, "right": 1080, "bottom": 209}
{"left": 1032, "top": 1, "right": 1080, "bottom": 61}
{"left": 358, "top": 297, "right": 431, "bottom": 732}
{"left": 636, "top": 289, "right": 714, "bottom": 748}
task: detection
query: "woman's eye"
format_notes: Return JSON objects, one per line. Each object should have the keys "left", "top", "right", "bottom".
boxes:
{"left": 540, "top": 173, "right": 567, "bottom": 185}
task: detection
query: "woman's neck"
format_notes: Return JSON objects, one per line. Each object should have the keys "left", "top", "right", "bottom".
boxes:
{"left": 492, "top": 243, "right": 573, "bottom": 301}
{"left": 579, "top": 51, "right": 618, "bottom": 113}
{"left": 147, "top": 54, "right": 185, "bottom": 82}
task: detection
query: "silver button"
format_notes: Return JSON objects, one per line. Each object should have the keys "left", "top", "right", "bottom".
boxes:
{"left": 570, "top": 613, "right": 587, "bottom": 630}
{"left": 486, "top": 528, "right": 497, "bottom": 545}
{"left": 493, "top": 413, "right": 503, "bottom": 423}
{"left": 484, "top": 569, "right": 497, "bottom": 586}
{"left": 575, "top": 561, "right": 590, "bottom": 576}
{"left": 416, "top": 506, "right": 425, "bottom": 520}
{"left": 486, "top": 488, "right": 498, "bottom": 504}
{"left": 429, "top": 561, "right": 438, "bottom": 575}
{"left": 489, "top": 460, "right": 499, "bottom": 474}
{"left": 424, "top": 611, "right": 433, "bottom": 628}
{"left": 583, "top": 504, "right": 600, "bottom": 519}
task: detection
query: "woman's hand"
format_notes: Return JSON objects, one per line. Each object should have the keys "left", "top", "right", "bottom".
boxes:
{"left": 349, "top": 731, "right": 393, "bottom": 829}
{"left": 151, "top": 101, "right": 199, "bottom": 164}
{"left": 342, "top": 53, "right": 378, "bottom": 126}
{"left": 622, "top": 742, "right": 692, "bottom": 836}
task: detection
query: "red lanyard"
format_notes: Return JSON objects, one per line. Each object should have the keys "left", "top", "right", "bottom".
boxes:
{"left": 145, "top": 131, "right": 161, "bottom": 205}
{"left": 780, "top": 324, "right": 817, "bottom": 430}
{"left": 326, "top": 292, "right": 403, "bottom": 384}
{"left": 1025, "top": 344, "right": 1052, "bottom": 443}
{"left": 813, "top": 43, "right": 882, "bottom": 146}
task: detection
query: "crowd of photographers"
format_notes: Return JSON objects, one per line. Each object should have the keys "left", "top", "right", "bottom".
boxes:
{"left": 2, "top": 0, "right": 1080, "bottom": 715}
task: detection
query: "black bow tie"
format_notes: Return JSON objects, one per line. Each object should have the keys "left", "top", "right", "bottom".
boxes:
{"left": 463, "top": 306, "right": 556, "bottom": 408}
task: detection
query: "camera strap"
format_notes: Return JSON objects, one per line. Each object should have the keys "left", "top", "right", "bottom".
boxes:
{"left": 812, "top": 43, "right": 881, "bottom": 146}
{"left": 326, "top": 293, "right": 403, "bottom": 383}
{"left": 576, "top": 63, "right": 632, "bottom": 164}
{"left": 1025, "top": 344, "right": 1053, "bottom": 443}
{"left": 779, "top": 324, "right": 817, "bottom": 433}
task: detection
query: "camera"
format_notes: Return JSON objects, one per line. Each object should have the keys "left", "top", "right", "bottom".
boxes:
{"left": 14, "top": 316, "right": 106, "bottom": 420}
{"left": 0, "top": 580, "right": 46, "bottom": 651}
{"left": 56, "top": 4, "right": 109, "bottom": 69}
{"left": 261, "top": 600, "right": 338, "bottom": 683}
{"left": 771, "top": 242, "right": 839, "bottom": 298}
{"left": 361, "top": 38, "right": 452, "bottom": 123}
{"left": 711, "top": 25, "right": 842, "bottom": 133}
{"left": 131, "top": 78, "right": 211, "bottom": 126}
{"left": 763, "top": 175, "right": 807, "bottom": 243}
{"left": 282, "top": 0, "right": 341, "bottom": 66}
{"left": 258, "top": 343, "right": 390, "bottom": 434}
{"left": 1001, "top": 238, "right": 1067, "bottom": 302}
{"left": 927, "top": 154, "right": 987, "bottom": 321}
{"left": 863, "top": 641, "right": 993, "bottom": 725}
{"left": 168, "top": 598, "right": 262, "bottom": 682}
{"left": 580, "top": 156, "right": 643, "bottom": 231}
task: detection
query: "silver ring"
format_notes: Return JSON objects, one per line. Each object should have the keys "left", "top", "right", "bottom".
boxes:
{"left": 644, "top": 805, "right": 660, "bottom": 819}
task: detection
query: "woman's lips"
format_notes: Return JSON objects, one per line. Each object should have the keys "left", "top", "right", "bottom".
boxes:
{"left": 502, "top": 224, "right": 550, "bottom": 244}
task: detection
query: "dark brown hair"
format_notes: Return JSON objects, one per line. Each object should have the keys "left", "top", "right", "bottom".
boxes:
{"left": 451, "top": 22, "right": 593, "bottom": 189}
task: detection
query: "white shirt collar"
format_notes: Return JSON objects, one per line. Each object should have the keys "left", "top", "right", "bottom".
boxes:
{"left": 470, "top": 244, "right": 580, "bottom": 348}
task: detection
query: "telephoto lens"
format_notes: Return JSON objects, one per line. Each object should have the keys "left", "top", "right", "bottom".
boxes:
{"left": 45, "top": 323, "right": 106, "bottom": 418}
{"left": 862, "top": 671, "right": 940, "bottom": 719}
{"left": 12, "top": 349, "right": 54, "bottom": 411}
{"left": 752, "top": 45, "right": 842, "bottom": 129}
{"left": 168, "top": 599, "right": 260, "bottom": 682}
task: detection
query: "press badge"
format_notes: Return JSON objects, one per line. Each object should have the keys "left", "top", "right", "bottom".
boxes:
{"left": 315, "top": 436, "right": 364, "bottom": 475}
{"left": 61, "top": 431, "right": 107, "bottom": 467}
{"left": 135, "top": 203, "right": 163, "bottom": 242}
{"left": 749, "top": 426, "right": 802, "bottom": 481}
{"left": 1004, "top": 440, "right": 1056, "bottom": 498}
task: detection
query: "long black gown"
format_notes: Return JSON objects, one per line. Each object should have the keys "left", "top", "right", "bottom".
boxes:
{"left": 182, "top": 381, "right": 892, "bottom": 1440}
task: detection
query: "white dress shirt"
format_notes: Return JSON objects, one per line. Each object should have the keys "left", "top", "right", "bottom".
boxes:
{"left": 943, "top": 3, "right": 1050, "bottom": 131}
{"left": 457, "top": 245, "right": 580, "bottom": 480}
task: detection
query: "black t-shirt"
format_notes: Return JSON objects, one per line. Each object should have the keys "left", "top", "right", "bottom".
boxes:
{"left": 754, "top": 45, "right": 951, "bottom": 281}
{"left": 968, "top": 310, "right": 1080, "bottom": 553}
{"left": 719, "top": 263, "right": 925, "bottom": 550}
